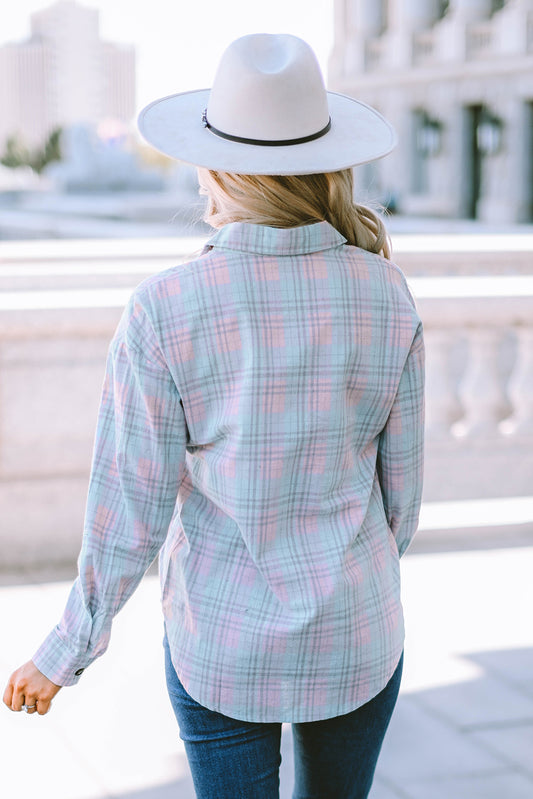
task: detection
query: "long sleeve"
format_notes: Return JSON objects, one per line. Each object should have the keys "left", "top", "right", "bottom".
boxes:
{"left": 32, "top": 294, "right": 187, "bottom": 685}
{"left": 377, "top": 321, "right": 425, "bottom": 558}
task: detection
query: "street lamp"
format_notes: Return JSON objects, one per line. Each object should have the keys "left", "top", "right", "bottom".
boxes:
{"left": 477, "top": 109, "right": 503, "bottom": 156}
{"left": 417, "top": 114, "right": 443, "bottom": 157}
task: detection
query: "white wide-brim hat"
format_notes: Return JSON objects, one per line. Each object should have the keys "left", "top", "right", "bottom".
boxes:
{"left": 138, "top": 33, "right": 397, "bottom": 176}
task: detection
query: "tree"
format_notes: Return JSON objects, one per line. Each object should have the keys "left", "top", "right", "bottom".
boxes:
{"left": 0, "top": 128, "right": 63, "bottom": 174}
{"left": 0, "top": 134, "right": 30, "bottom": 170}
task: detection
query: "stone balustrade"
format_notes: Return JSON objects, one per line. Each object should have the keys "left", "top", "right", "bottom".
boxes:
{"left": 0, "top": 237, "right": 532, "bottom": 569}
{"left": 364, "top": 37, "right": 387, "bottom": 70}
{"left": 415, "top": 276, "right": 533, "bottom": 501}
{"left": 465, "top": 20, "right": 494, "bottom": 58}
{"left": 336, "top": 0, "right": 533, "bottom": 75}
{"left": 412, "top": 29, "right": 436, "bottom": 65}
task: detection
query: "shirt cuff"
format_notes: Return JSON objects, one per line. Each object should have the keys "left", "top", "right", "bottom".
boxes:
{"left": 31, "top": 627, "right": 88, "bottom": 687}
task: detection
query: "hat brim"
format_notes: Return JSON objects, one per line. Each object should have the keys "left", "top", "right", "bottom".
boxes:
{"left": 137, "top": 89, "right": 397, "bottom": 175}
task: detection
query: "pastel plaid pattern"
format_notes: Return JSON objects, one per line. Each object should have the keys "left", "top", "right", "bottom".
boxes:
{"left": 32, "top": 221, "right": 425, "bottom": 723}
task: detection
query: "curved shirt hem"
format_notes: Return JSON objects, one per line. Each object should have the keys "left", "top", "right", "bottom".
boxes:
{"left": 165, "top": 634, "right": 406, "bottom": 724}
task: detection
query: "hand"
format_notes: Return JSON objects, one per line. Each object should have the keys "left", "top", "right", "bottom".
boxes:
{"left": 3, "top": 660, "right": 62, "bottom": 716}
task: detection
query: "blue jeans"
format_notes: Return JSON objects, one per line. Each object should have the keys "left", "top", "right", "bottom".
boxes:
{"left": 163, "top": 633, "right": 403, "bottom": 799}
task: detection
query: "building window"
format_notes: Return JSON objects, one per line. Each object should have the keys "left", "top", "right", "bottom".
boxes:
{"left": 463, "top": 105, "right": 484, "bottom": 219}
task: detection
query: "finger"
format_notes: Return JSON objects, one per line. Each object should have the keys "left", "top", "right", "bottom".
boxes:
{"left": 11, "top": 685, "right": 25, "bottom": 712}
{"left": 3, "top": 681, "right": 14, "bottom": 710}
{"left": 36, "top": 698, "right": 51, "bottom": 716}
{"left": 24, "top": 696, "right": 38, "bottom": 715}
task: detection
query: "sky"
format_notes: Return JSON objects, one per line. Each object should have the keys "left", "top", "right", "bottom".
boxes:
{"left": 2, "top": 0, "right": 335, "bottom": 112}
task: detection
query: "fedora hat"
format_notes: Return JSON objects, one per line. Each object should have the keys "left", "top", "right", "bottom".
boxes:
{"left": 138, "top": 33, "right": 396, "bottom": 175}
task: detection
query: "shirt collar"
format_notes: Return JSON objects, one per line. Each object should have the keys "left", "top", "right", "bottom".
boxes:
{"left": 204, "top": 221, "right": 347, "bottom": 256}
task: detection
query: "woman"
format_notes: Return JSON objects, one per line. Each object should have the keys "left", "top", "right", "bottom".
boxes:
{"left": 4, "top": 34, "right": 424, "bottom": 799}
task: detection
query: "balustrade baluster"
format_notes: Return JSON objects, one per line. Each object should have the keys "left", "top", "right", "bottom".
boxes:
{"left": 424, "top": 328, "right": 460, "bottom": 437}
{"left": 502, "top": 326, "right": 533, "bottom": 436}
{"left": 454, "top": 327, "right": 508, "bottom": 437}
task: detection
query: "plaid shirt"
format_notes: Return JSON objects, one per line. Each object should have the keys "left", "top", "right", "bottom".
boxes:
{"left": 33, "top": 221, "right": 424, "bottom": 723}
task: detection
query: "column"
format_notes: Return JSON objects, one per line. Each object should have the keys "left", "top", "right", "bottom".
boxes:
{"left": 359, "top": 0, "right": 386, "bottom": 37}
{"left": 403, "top": 0, "right": 442, "bottom": 30}
{"left": 342, "top": 0, "right": 368, "bottom": 75}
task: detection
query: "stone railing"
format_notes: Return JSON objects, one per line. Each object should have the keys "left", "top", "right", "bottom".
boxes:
{"left": 465, "top": 21, "right": 494, "bottom": 58}
{"left": 412, "top": 29, "right": 436, "bottom": 65}
{"left": 0, "top": 238, "right": 532, "bottom": 569}
{"left": 364, "top": 37, "right": 387, "bottom": 70}
{"left": 414, "top": 276, "right": 533, "bottom": 501}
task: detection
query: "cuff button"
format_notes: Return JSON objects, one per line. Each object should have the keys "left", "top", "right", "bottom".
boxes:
{"left": 75, "top": 668, "right": 85, "bottom": 676}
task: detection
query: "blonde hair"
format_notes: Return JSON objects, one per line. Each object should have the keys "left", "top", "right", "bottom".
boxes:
{"left": 198, "top": 168, "right": 391, "bottom": 260}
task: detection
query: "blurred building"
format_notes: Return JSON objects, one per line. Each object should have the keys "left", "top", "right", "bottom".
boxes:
{"left": 0, "top": 0, "right": 135, "bottom": 150}
{"left": 329, "top": 0, "right": 533, "bottom": 223}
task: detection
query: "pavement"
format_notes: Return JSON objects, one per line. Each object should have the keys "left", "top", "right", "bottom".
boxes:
{"left": 2, "top": 501, "right": 533, "bottom": 799}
